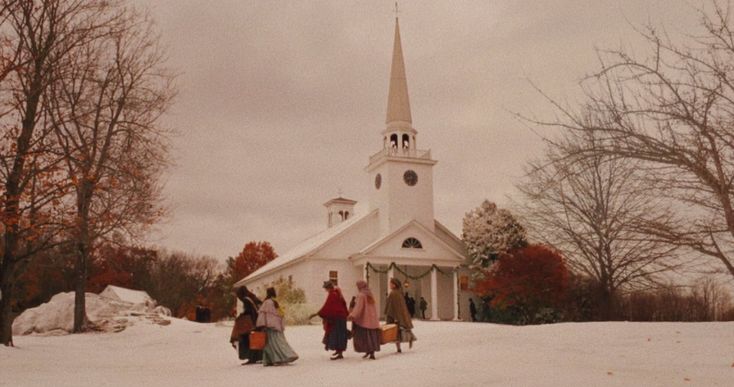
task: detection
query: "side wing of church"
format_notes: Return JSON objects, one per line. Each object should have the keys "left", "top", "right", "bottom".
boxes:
{"left": 234, "top": 17, "right": 473, "bottom": 321}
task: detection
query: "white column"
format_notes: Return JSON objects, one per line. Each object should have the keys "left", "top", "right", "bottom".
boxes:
{"left": 388, "top": 264, "right": 394, "bottom": 282}
{"left": 363, "top": 263, "right": 368, "bottom": 281}
{"left": 430, "top": 266, "right": 439, "bottom": 320}
{"left": 452, "top": 269, "right": 460, "bottom": 321}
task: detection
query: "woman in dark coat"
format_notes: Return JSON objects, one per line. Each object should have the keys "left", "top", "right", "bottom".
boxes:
{"left": 384, "top": 278, "right": 416, "bottom": 353}
{"left": 231, "top": 286, "right": 263, "bottom": 365}
{"left": 310, "top": 280, "right": 349, "bottom": 360}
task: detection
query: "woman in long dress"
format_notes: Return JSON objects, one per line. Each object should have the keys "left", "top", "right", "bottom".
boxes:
{"left": 347, "top": 280, "right": 380, "bottom": 359}
{"left": 255, "top": 287, "right": 298, "bottom": 366}
{"left": 384, "top": 278, "right": 416, "bottom": 353}
{"left": 310, "top": 280, "right": 349, "bottom": 360}
{"left": 231, "top": 286, "right": 262, "bottom": 365}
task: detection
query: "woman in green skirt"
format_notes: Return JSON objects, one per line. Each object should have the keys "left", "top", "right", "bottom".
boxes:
{"left": 255, "top": 287, "right": 299, "bottom": 366}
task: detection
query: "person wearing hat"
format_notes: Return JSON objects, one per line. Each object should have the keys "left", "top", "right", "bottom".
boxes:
{"left": 309, "top": 280, "right": 349, "bottom": 360}
{"left": 255, "top": 287, "right": 299, "bottom": 366}
{"left": 231, "top": 286, "right": 262, "bottom": 365}
{"left": 384, "top": 278, "right": 416, "bottom": 353}
{"left": 347, "top": 280, "right": 380, "bottom": 360}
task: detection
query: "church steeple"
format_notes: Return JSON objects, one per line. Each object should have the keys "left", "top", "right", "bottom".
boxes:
{"left": 383, "top": 17, "right": 417, "bottom": 152}
{"left": 367, "top": 14, "right": 437, "bottom": 235}
{"left": 386, "top": 17, "right": 412, "bottom": 129}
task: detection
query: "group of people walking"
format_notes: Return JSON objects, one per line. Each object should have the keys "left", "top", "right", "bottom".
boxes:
{"left": 230, "top": 277, "right": 416, "bottom": 366}
{"left": 231, "top": 286, "right": 299, "bottom": 366}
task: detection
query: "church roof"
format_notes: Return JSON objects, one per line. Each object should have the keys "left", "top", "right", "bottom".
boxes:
{"left": 234, "top": 209, "right": 378, "bottom": 286}
{"left": 322, "top": 196, "right": 357, "bottom": 207}
{"left": 385, "top": 17, "right": 412, "bottom": 128}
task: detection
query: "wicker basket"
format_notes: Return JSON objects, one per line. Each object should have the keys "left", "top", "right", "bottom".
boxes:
{"left": 249, "top": 331, "right": 267, "bottom": 350}
{"left": 380, "top": 324, "right": 398, "bottom": 344}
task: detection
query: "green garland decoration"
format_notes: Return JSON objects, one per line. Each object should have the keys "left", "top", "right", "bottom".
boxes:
{"left": 365, "top": 262, "right": 460, "bottom": 280}
{"left": 364, "top": 261, "right": 469, "bottom": 320}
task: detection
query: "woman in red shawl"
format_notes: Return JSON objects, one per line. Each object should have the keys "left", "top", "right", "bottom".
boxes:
{"left": 310, "top": 280, "right": 349, "bottom": 360}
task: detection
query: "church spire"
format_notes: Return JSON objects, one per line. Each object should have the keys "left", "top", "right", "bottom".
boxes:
{"left": 385, "top": 17, "right": 412, "bottom": 129}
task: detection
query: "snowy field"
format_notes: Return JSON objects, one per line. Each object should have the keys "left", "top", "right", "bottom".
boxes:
{"left": 2, "top": 319, "right": 733, "bottom": 387}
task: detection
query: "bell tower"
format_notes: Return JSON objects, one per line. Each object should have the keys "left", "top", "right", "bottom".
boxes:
{"left": 367, "top": 17, "right": 437, "bottom": 235}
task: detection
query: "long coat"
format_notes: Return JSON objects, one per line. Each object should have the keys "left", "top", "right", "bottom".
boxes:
{"left": 384, "top": 289, "right": 413, "bottom": 329}
{"left": 230, "top": 295, "right": 260, "bottom": 342}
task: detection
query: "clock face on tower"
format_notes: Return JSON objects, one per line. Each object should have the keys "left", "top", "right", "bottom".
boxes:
{"left": 403, "top": 170, "right": 418, "bottom": 186}
{"left": 375, "top": 173, "right": 382, "bottom": 189}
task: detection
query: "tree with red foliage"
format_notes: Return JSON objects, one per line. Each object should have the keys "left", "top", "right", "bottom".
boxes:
{"left": 226, "top": 241, "right": 277, "bottom": 283}
{"left": 474, "top": 245, "right": 569, "bottom": 324}
{"left": 202, "top": 241, "right": 278, "bottom": 319}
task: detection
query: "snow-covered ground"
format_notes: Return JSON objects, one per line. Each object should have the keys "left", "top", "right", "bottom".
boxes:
{"left": 1, "top": 319, "right": 732, "bottom": 386}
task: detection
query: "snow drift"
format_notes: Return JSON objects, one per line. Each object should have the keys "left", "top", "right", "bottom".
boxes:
{"left": 13, "top": 289, "right": 171, "bottom": 336}
{"left": 98, "top": 285, "right": 154, "bottom": 305}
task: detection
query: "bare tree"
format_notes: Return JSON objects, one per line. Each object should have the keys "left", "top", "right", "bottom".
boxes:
{"left": 515, "top": 132, "right": 680, "bottom": 318}
{"left": 533, "top": 0, "right": 734, "bottom": 284}
{"left": 145, "top": 251, "right": 221, "bottom": 318}
{"left": 0, "top": 0, "right": 114, "bottom": 346}
{"left": 47, "top": 7, "right": 174, "bottom": 332}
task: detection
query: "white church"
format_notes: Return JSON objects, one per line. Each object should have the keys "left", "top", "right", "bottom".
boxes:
{"left": 235, "top": 18, "right": 472, "bottom": 321}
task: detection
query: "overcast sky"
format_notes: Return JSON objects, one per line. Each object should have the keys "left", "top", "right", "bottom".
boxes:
{"left": 142, "top": 0, "right": 700, "bottom": 259}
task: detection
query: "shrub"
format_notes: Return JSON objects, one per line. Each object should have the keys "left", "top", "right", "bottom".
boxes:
{"left": 264, "top": 276, "right": 313, "bottom": 325}
{"left": 473, "top": 244, "right": 569, "bottom": 324}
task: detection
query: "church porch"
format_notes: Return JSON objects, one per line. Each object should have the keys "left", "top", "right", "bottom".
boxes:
{"left": 360, "top": 261, "right": 463, "bottom": 321}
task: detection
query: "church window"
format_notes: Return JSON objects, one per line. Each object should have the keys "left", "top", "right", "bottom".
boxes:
{"left": 402, "top": 134, "right": 410, "bottom": 149}
{"left": 344, "top": 211, "right": 349, "bottom": 220}
{"left": 402, "top": 237, "right": 423, "bottom": 249}
{"left": 329, "top": 270, "right": 338, "bottom": 285}
{"left": 390, "top": 134, "right": 398, "bottom": 148}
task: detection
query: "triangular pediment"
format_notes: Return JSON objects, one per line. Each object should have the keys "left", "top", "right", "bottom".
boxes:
{"left": 351, "top": 220, "right": 466, "bottom": 266}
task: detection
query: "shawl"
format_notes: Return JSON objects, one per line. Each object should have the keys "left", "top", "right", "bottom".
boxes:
{"left": 385, "top": 289, "right": 413, "bottom": 329}
{"left": 318, "top": 288, "right": 348, "bottom": 335}
{"left": 256, "top": 298, "right": 284, "bottom": 332}
{"left": 243, "top": 296, "right": 259, "bottom": 322}
{"left": 348, "top": 289, "right": 380, "bottom": 329}
{"left": 230, "top": 296, "right": 260, "bottom": 342}
{"left": 318, "top": 288, "right": 348, "bottom": 320}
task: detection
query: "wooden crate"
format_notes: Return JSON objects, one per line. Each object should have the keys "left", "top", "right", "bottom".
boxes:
{"left": 380, "top": 324, "right": 398, "bottom": 344}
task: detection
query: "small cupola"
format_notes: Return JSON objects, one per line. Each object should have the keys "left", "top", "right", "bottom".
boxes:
{"left": 323, "top": 196, "right": 357, "bottom": 228}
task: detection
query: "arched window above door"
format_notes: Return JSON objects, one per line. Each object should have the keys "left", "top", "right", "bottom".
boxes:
{"left": 401, "top": 237, "right": 423, "bottom": 249}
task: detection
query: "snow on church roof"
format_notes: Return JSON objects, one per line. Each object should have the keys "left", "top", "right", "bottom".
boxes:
{"left": 234, "top": 209, "right": 378, "bottom": 286}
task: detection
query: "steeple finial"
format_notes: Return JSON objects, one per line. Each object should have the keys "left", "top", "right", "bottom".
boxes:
{"left": 385, "top": 13, "right": 412, "bottom": 128}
